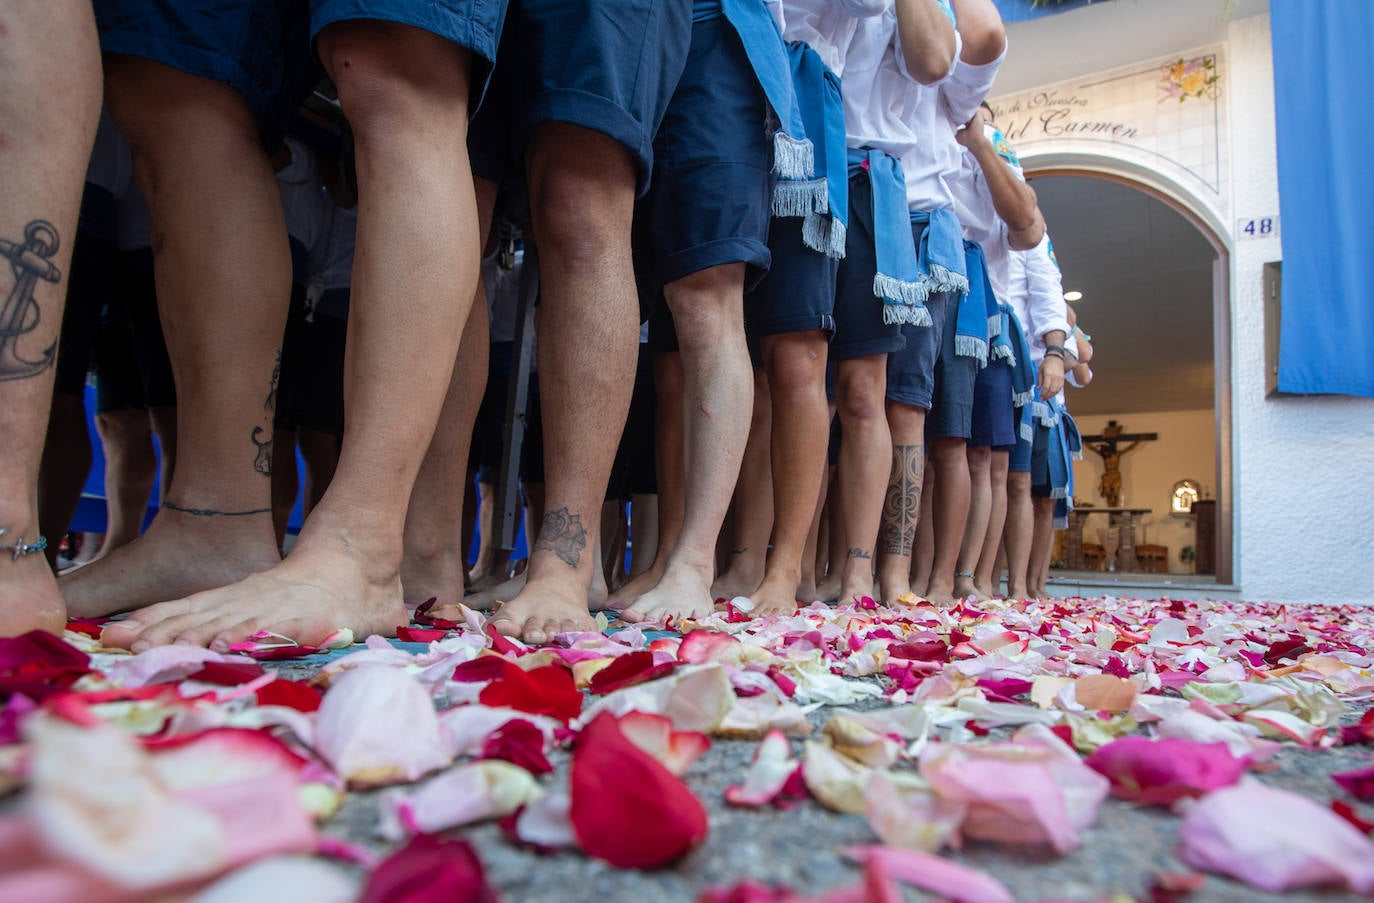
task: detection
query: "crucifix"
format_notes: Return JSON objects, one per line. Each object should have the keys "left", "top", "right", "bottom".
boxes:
{"left": 1081, "top": 420, "right": 1157, "bottom": 507}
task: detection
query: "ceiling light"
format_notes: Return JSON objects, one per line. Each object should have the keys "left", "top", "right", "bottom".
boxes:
{"left": 1064, "top": 290, "right": 1084, "bottom": 302}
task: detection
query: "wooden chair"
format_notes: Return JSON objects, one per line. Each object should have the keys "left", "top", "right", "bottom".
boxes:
{"left": 1135, "top": 543, "right": 1168, "bottom": 574}
{"left": 1082, "top": 542, "right": 1106, "bottom": 571}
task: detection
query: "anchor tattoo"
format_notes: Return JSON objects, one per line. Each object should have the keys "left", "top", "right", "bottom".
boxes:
{"left": 251, "top": 426, "right": 273, "bottom": 477}
{"left": 0, "top": 221, "right": 62, "bottom": 381}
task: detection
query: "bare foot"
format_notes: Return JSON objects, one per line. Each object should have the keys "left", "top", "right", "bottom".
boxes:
{"left": 709, "top": 562, "right": 762, "bottom": 603}
{"left": 456, "top": 571, "right": 526, "bottom": 613}
{"left": 1006, "top": 581, "right": 1030, "bottom": 601}
{"left": 588, "top": 562, "right": 609, "bottom": 612}
{"left": 748, "top": 574, "right": 800, "bottom": 618}
{"left": 100, "top": 520, "right": 406, "bottom": 653}
{"left": 605, "top": 561, "right": 665, "bottom": 611}
{"left": 815, "top": 574, "right": 842, "bottom": 604}
{"left": 837, "top": 576, "right": 875, "bottom": 606}
{"left": 489, "top": 573, "right": 596, "bottom": 644}
{"left": 796, "top": 575, "right": 817, "bottom": 603}
{"left": 620, "top": 562, "right": 716, "bottom": 626}
{"left": 925, "top": 588, "right": 957, "bottom": 608}
{"left": 953, "top": 575, "right": 987, "bottom": 602}
{"left": 400, "top": 544, "right": 465, "bottom": 610}
{"left": 61, "top": 509, "right": 281, "bottom": 619}
{"left": 878, "top": 573, "right": 911, "bottom": 607}
{"left": 0, "top": 554, "right": 67, "bottom": 637}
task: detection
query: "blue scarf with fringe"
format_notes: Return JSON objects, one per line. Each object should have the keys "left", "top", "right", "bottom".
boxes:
{"left": 783, "top": 41, "right": 847, "bottom": 259}
{"left": 955, "top": 240, "right": 1000, "bottom": 366}
{"left": 1030, "top": 390, "right": 1082, "bottom": 528}
{"left": 849, "top": 148, "right": 927, "bottom": 326}
{"left": 909, "top": 208, "right": 968, "bottom": 298}
{"left": 994, "top": 302, "right": 1036, "bottom": 408}
{"left": 721, "top": 0, "right": 816, "bottom": 203}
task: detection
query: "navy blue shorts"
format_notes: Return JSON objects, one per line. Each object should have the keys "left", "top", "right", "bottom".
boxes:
{"left": 885, "top": 288, "right": 949, "bottom": 411}
{"left": 1030, "top": 422, "right": 1053, "bottom": 496}
{"left": 1009, "top": 408, "right": 1032, "bottom": 473}
{"left": 94, "top": 250, "right": 177, "bottom": 415}
{"left": 970, "top": 359, "right": 1015, "bottom": 448}
{"left": 746, "top": 215, "right": 838, "bottom": 339}
{"left": 470, "top": 0, "right": 690, "bottom": 194}
{"left": 640, "top": 14, "right": 773, "bottom": 289}
{"left": 924, "top": 289, "right": 978, "bottom": 441}
{"left": 95, "top": 0, "right": 503, "bottom": 146}
{"left": 276, "top": 286, "right": 346, "bottom": 435}
{"left": 831, "top": 171, "right": 904, "bottom": 361}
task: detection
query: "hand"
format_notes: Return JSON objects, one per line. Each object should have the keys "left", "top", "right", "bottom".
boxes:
{"left": 1038, "top": 354, "right": 1065, "bottom": 398}
{"left": 955, "top": 110, "right": 990, "bottom": 150}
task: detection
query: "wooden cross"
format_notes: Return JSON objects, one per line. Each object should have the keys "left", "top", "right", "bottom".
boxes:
{"left": 1081, "top": 420, "right": 1158, "bottom": 507}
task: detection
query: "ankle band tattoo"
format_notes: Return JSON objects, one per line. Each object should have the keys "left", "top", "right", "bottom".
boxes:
{"left": 162, "top": 501, "right": 271, "bottom": 518}
{"left": 0, "top": 528, "right": 48, "bottom": 560}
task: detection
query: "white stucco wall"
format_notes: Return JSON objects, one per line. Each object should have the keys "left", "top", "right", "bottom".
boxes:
{"left": 1225, "top": 13, "right": 1374, "bottom": 604}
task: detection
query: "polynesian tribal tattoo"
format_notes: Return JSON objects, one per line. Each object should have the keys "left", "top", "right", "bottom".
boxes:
{"left": 879, "top": 444, "right": 923, "bottom": 556}
{"left": 847, "top": 548, "right": 872, "bottom": 560}
{"left": 535, "top": 507, "right": 587, "bottom": 567}
{"left": 163, "top": 501, "right": 271, "bottom": 518}
{"left": 0, "top": 220, "right": 62, "bottom": 382}
{"left": 251, "top": 426, "right": 273, "bottom": 477}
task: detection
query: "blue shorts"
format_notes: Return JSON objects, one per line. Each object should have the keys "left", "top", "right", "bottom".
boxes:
{"left": 1030, "top": 422, "right": 1053, "bottom": 496}
{"left": 746, "top": 215, "right": 838, "bottom": 339}
{"left": 923, "top": 288, "right": 978, "bottom": 441}
{"left": 831, "top": 170, "right": 904, "bottom": 361}
{"left": 1009, "top": 407, "right": 1032, "bottom": 472}
{"left": 470, "top": 0, "right": 690, "bottom": 194}
{"left": 971, "top": 359, "right": 1015, "bottom": 448}
{"left": 96, "top": 0, "right": 504, "bottom": 146}
{"left": 885, "top": 286, "right": 949, "bottom": 411}
{"left": 640, "top": 14, "right": 773, "bottom": 289}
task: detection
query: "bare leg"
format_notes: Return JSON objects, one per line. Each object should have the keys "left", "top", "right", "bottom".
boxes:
{"left": 1004, "top": 470, "right": 1033, "bottom": 599}
{"left": 1029, "top": 496, "right": 1057, "bottom": 599}
{"left": 37, "top": 393, "right": 93, "bottom": 569}
{"left": 402, "top": 179, "right": 495, "bottom": 606}
{"left": 608, "top": 352, "right": 684, "bottom": 608}
{"left": 876, "top": 402, "right": 926, "bottom": 604}
{"left": 62, "top": 59, "right": 287, "bottom": 618}
{"left": 953, "top": 445, "right": 991, "bottom": 601}
{"left": 297, "top": 429, "right": 340, "bottom": 516}
{"left": 93, "top": 409, "right": 158, "bottom": 556}
{"left": 464, "top": 481, "right": 543, "bottom": 611}
{"left": 910, "top": 463, "right": 935, "bottom": 595}
{"left": 104, "top": 23, "right": 478, "bottom": 651}
{"left": 486, "top": 124, "right": 639, "bottom": 642}
{"left": 148, "top": 406, "right": 177, "bottom": 500}
{"left": 710, "top": 367, "right": 772, "bottom": 602}
{"left": 816, "top": 462, "right": 845, "bottom": 602}
{"left": 627, "top": 493, "right": 658, "bottom": 579}
{"left": 624, "top": 264, "right": 752, "bottom": 624}
{"left": 925, "top": 437, "right": 971, "bottom": 606}
{"left": 401, "top": 268, "right": 491, "bottom": 608}
{"left": 830, "top": 356, "right": 890, "bottom": 604}
{"left": 751, "top": 331, "right": 829, "bottom": 615}
{"left": 799, "top": 461, "right": 832, "bottom": 603}
{"left": 468, "top": 478, "right": 496, "bottom": 584}
{"left": 973, "top": 450, "right": 1009, "bottom": 597}
{"left": 0, "top": 0, "right": 101, "bottom": 635}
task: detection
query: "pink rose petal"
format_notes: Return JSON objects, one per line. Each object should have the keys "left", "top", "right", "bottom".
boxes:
{"left": 842, "top": 846, "right": 1014, "bottom": 903}
{"left": 726, "top": 730, "right": 798, "bottom": 807}
{"left": 1085, "top": 736, "right": 1248, "bottom": 805}
{"left": 314, "top": 665, "right": 452, "bottom": 787}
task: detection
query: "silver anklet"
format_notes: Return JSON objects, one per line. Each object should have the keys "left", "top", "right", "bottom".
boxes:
{"left": 0, "top": 528, "right": 48, "bottom": 561}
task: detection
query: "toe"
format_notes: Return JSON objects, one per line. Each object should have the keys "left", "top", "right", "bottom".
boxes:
{"left": 521, "top": 619, "right": 550, "bottom": 645}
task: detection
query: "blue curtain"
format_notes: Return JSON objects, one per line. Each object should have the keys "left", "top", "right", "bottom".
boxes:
{"left": 1271, "top": 1, "right": 1374, "bottom": 397}
{"left": 992, "top": 0, "right": 1100, "bottom": 24}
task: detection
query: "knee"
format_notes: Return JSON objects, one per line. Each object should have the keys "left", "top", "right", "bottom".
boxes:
{"left": 1009, "top": 472, "right": 1031, "bottom": 494}
{"left": 967, "top": 446, "right": 991, "bottom": 474}
{"left": 836, "top": 368, "right": 886, "bottom": 424}
{"left": 320, "top": 23, "right": 470, "bottom": 137}
{"left": 931, "top": 436, "right": 966, "bottom": 463}
{"left": 95, "top": 411, "right": 149, "bottom": 446}
{"left": 665, "top": 267, "right": 745, "bottom": 347}
{"left": 528, "top": 171, "right": 629, "bottom": 272}
{"left": 763, "top": 334, "right": 827, "bottom": 395}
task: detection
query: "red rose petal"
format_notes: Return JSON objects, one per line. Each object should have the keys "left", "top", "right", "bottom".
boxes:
{"left": 360, "top": 833, "right": 498, "bottom": 903}
{"left": 890, "top": 641, "right": 948, "bottom": 663}
{"left": 397, "top": 627, "right": 450, "bottom": 643}
{"left": 570, "top": 712, "right": 709, "bottom": 869}
{"left": 589, "top": 651, "right": 681, "bottom": 695}
{"left": 484, "top": 622, "right": 523, "bottom": 656}
{"left": 412, "top": 598, "right": 464, "bottom": 631}
{"left": 479, "top": 719, "right": 554, "bottom": 775}
{"left": 1332, "top": 799, "right": 1374, "bottom": 834}
{"left": 1333, "top": 765, "right": 1374, "bottom": 801}
{"left": 255, "top": 677, "right": 324, "bottom": 713}
{"left": 478, "top": 661, "right": 583, "bottom": 724}
{"left": 189, "top": 661, "right": 268, "bottom": 686}
{"left": 0, "top": 631, "right": 93, "bottom": 701}
{"left": 1086, "top": 736, "right": 1247, "bottom": 806}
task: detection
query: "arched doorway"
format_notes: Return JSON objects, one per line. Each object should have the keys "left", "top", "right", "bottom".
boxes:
{"left": 1021, "top": 164, "right": 1234, "bottom": 588}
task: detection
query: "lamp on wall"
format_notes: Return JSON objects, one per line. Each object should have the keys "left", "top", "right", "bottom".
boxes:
{"left": 1170, "top": 479, "right": 1200, "bottom": 515}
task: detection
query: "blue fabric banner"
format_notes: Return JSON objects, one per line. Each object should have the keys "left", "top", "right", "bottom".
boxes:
{"left": 992, "top": 0, "right": 1100, "bottom": 24}
{"left": 1271, "top": 1, "right": 1374, "bottom": 397}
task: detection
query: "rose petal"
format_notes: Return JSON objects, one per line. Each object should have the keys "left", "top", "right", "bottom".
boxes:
{"left": 359, "top": 834, "right": 497, "bottom": 903}
{"left": 1332, "top": 765, "right": 1374, "bottom": 801}
{"left": 863, "top": 771, "right": 966, "bottom": 852}
{"left": 513, "top": 791, "right": 578, "bottom": 851}
{"left": 725, "top": 730, "right": 798, "bottom": 807}
{"left": 588, "top": 651, "right": 681, "bottom": 695}
{"left": 0, "top": 632, "right": 92, "bottom": 701}
{"left": 802, "top": 740, "right": 872, "bottom": 815}
{"left": 1085, "top": 736, "right": 1248, "bottom": 805}
{"left": 379, "top": 760, "right": 542, "bottom": 840}
{"left": 677, "top": 630, "right": 742, "bottom": 664}
{"left": 254, "top": 677, "right": 324, "bottom": 713}
{"left": 1178, "top": 780, "right": 1374, "bottom": 892}
{"left": 478, "top": 661, "right": 583, "bottom": 724}
{"left": 189, "top": 856, "right": 357, "bottom": 903}
{"left": 842, "top": 846, "right": 1014, "bottom": 903}
{"left": 478, "top": 718, "right": 554, "bottom": 775}
{"left": 617, "top": 711, "right": 711, "bottom": 776}
{"left": 580, "top": 663, "right": 736, "bottom": 733}
{"left": 314, "top": 665, "right": 452, "bottom": 787}
{"left": 570, "top": 712, "right": 708, "bottom": 868}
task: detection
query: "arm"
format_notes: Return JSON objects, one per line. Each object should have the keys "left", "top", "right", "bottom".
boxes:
{"left": 951, "top": 0, "right": 1005, "bottom": 65}
{"left": 1038, "top": 328, "right": 1066, "bottom": 398}
{"left": 959, "top": 122, "right": 1044, "bottom": 248}
{"left": 893, "top": 0, "right": 957, "bottom": 85}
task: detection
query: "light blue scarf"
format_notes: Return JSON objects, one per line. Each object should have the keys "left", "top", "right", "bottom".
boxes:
{"left": 848, "top": 148, "right": 927, "bottom": 325}
{"left": 721, "top": 0, "right": 815, "bottom": 195}
{"left": 953, "top": 240, "right": 999, "bottom": 366}
{"left": 994, "top": 302, "right": 1036, "bottom": 408}
{"left": 909, "top": 208, "right": 968, "bottom": 298}
{"left": 784, "top": 41, "right": 847, "bottom": 258}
